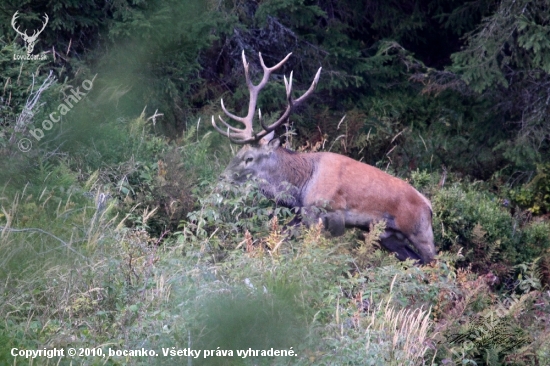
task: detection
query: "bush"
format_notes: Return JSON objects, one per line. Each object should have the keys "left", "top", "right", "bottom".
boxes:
{"left": 509, "top": 163, "right": 550, "bottom": 215}
{"left": 515, "top": 220, "right": 550, "bottom": 272}
{"left": 432, "top": 184, "right": 513, "bottom": 272}
{"left": 431, "top": 182, "right": 550, "bottom": 280}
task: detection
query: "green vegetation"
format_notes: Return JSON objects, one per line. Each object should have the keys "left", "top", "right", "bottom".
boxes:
{"left": 1, "top": 0, "right": 550, "bottom": 365}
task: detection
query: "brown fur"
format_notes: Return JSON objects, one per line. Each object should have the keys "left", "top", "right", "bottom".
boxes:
{"left": 221, "top": 137, "right": 436, "bottom": 264}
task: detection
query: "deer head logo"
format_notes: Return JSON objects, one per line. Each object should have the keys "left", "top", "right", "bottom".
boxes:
{"left": 11, "top": 11, "right": 49, "bottom": 56}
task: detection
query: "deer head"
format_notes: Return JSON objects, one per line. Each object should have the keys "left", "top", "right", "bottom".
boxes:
{"left": 11, "top": 11, "right": 49, "bottom": 56}
{"left": 212, "top": 51, "right": 321, "bottom": 144}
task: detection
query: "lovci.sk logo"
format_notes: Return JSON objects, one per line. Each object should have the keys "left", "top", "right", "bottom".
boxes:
{"left": 11, "top": 11, "right": 49, "bottom": 61}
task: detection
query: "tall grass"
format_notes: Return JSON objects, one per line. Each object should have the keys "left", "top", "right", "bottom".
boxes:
{"left": 364, "top": 279, "right": 434, "bottom": 365}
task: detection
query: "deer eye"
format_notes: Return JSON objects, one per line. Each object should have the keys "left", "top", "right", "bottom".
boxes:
{"left": 245, "top": 157, "right": 253, "bottom": 164}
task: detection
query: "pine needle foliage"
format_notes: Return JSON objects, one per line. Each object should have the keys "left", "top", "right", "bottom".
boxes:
{"left": 450, "top": 0, "right": 550, "bottom": 168}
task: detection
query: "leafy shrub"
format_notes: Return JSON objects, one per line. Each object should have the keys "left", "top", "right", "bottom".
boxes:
{"left": 432, "top": 182, "right": 550, "bottom": 283}
{"left": 432, "top": 184, "right": 514, "bottom": 272}
{"left": 181, "top": 178, "right": 295, "bottom": 251}
{"left": 509, "top": 163, "right": 550, "bottom": 215}
{"left": 514, "top": 221, "right": 550, "bottom": 276}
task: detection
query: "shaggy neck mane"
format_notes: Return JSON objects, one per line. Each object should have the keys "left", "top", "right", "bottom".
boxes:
{"left": 273, "top": 147, "right": 316, "bottom": 189}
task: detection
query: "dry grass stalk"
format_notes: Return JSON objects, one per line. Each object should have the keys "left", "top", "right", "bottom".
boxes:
{"left": 365, "top": 283, "right": 434, "bottom": 364}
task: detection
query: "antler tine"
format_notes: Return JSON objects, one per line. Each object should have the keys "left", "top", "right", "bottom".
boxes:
{"left": 211, "top": 116, "right": 249, "bottom": 143}
{"left": 211, "top": 115, "right": 230, "bottom": 136}
{"left": 293, "top": 67, "right": 322, "bottom": 106}
{"left": 255, "top": 66, "right": 322, "bottom": 140}
{"left": 211, "top": 97, "right": 248, "bottom": 138}
{"left": 256, "top": 52, "right": 292, "bottom": 91}
{"left": 287, "top": 71, "right": 294, "bottom": 98}
{"left": 241, "top": 51, "right": 251, "bottom": 88}
{"left": 216, "top": 115, "right": 242, "bottom": 133}
{"left": 220, "top": 99, "right": 246, "bottom": 123}
{"left": 211, "top": 115, "right": 244, "bottom": 134}
{"left": 259, "top": 52, "right": 293, "bottom": 72}
{"left": 258, "top": 72, "right": 293, "bottom": 133}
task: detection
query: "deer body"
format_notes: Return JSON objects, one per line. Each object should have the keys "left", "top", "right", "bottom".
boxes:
{"left": 213, "top": 51, "right": 436, "bottom": 263}
{"left": 222, "top": 138, "right": 435, "bottom": 263}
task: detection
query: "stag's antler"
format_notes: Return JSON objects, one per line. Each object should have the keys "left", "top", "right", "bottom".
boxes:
{"left": 212, "top": 51, "right": 322, "bottom": 144}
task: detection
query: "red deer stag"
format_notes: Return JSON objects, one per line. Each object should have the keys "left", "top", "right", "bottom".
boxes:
{"left": 212, "top": 51, "right": 436, "bottom": 264}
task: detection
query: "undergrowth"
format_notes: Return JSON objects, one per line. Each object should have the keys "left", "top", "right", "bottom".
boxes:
{"left": 1, "top": 121, "right": 550, "bottom": 366}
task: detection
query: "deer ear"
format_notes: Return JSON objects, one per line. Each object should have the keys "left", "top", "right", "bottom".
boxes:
{"left": 267, "top": 137, "right": 280, "bottom": 149}
{"left": 259, "top": 131, "right": 275, "bottom": 146}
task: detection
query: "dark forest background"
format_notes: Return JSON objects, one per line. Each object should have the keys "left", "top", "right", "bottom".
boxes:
{"left": 2, "top": 0, "right": 549, "bottom": 178}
